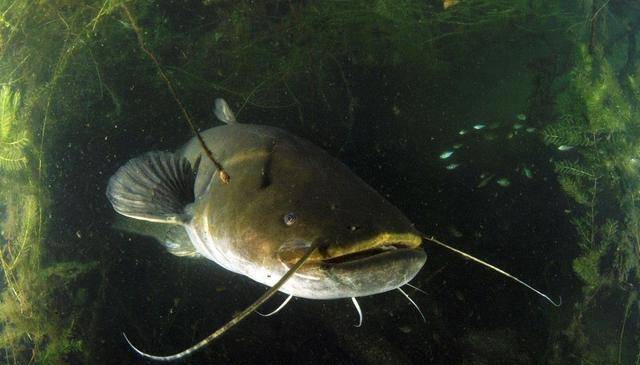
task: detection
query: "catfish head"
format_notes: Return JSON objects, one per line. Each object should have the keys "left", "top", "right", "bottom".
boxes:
{"left": 191, "top": 122, "right": 427, "bottom": 300}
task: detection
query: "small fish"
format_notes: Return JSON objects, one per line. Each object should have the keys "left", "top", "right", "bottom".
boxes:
{"left": 516, "top": 114, "right": 526, "bottom": 121}
{"left": 526, "top": 127, "right": 536, "bottom": 133}
{"left": 453, "top": 143, "right": 463, "bottom": 149}
{"left": 513, "top": 123, "right": 523, "bottom": 130}
{"left": 496, "top": 178, "right": 511, "bottom": 187}
{"left": 558, "top": 145, "right": 574, "bottom": 151}
{"left": 459, "top": 129, "right": 467, "bottom": 135}
{"left": 477, "top": 174, "right": 494, "bottom": 188}
{"left": 523, "top": 166, "right": 533, "bottom": 179}
{"left": 473, "top": 124, "right": 486, "bottom": 130}
{"left": 446, "top": 163, "right": 460, "bottom": 170}
{"left": 440, "top": 151, "right": 454, "bottom": 159}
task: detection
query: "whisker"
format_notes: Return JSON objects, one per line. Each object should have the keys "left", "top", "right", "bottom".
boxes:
{"left": 256, "top": 294, "right": 293, "bottom": 317}
{"left": 405, "top": 264, "right": 449, "bottom": 296}
{"left": 422, "top": 235, "right": 562, "bottom": 307}
{"left": 123, "top": 332, "right": 148, "bottom": 358}
{"left": 423, "top": 263, "right": 449, "bottom": 284}
{"left": 397, "top": 287, "right": 426, "bottom": 322}
{"left": 351, "top": 297, "right": 363, "bottom": 327}
{"left": 119, "top": 240, "right": 320, "bottom": 361}
{"left": 405, "top": 283, "right": 428, "bottom": 295}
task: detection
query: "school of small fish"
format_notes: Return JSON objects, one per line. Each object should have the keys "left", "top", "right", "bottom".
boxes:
{"left": 436, "top": 113, "right": 566, "bottom": 189}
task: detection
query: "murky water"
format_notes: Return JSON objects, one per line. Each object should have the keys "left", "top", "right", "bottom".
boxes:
{"left": 0, "top": 1, "right": 637, "bottom": 364}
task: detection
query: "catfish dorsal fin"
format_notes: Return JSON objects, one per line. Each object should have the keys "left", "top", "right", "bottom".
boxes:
{"left": 106, "top": 151, "right": 196, "bottom": 224}
{"left": 214, "top": 98, "right": 238, "bottom": 124}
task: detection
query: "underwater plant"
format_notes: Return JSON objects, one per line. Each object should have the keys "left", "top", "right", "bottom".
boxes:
{"left": 0, "top": 86, "right": 27, "bottom": 171}
{"left": 544, "top": 37, "right": 640, "bottom": 364}
{"left": 0, "top": 0, "right": 114, "bottom": 363}
{"left": 0, "top": 82, "right": 98, "bottom": 364}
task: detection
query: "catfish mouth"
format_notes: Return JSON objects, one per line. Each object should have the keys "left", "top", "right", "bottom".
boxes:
{"left": 277, "top": 233, "right": 426, "bottom": 299}
{"left": 322, "top": 242, "right": 415, "bottom": 265}
{"left": 278, "top": 233, "right": 423, "bottom": 268}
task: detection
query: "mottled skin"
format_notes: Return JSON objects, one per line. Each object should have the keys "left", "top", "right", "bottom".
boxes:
{"left": 179, "top": 123, "right": 425, "bottom": 299}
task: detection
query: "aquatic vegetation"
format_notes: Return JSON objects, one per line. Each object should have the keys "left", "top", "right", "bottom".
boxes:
{"left": 0, "top": 1, "right": 113, "bottom": 363}
{"left": 0, "top": 82, "right": 98, "bottom": 365}
{"left": 0, "top": 86, "right": 27, "bottom": 171}
{"left": 544, "top": 38, "right": 640, "bottom": 365}
{"left": 0, "top": 257, "right": 96, "bottom": 364}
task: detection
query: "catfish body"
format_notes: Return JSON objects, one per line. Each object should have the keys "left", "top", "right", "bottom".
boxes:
{"left": 107, "top": 101, "right": 426, "bottom": 300}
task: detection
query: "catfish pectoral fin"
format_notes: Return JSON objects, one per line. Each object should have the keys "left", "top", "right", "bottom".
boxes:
{"left": 107, "top": 151, "right": 196, "bottom": 224}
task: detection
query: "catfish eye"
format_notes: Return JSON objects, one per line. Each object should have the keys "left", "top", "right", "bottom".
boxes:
{"left": 284, "top": 212, "right": 297, "bottom": 226}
